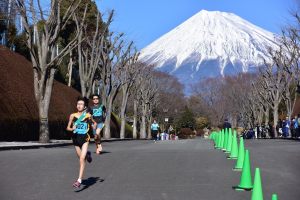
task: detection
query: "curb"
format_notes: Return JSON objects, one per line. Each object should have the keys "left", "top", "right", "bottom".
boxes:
{"left": 0, "top": 142, "right": 73, "bottom": 151}
{"left": 0, "top": 138, "right": 142, "bottom": 151}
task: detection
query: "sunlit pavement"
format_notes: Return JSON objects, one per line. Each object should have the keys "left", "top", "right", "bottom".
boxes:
{"left": 0, "top": 138, "right": 299, "bottom": 200}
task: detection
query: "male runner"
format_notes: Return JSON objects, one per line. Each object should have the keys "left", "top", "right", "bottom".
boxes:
{"left": 89, "top": 94, "right": 106, "bottom": 154}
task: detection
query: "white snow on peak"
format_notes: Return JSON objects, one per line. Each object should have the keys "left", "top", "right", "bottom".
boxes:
{"left": 139, "top": 10, "right": 278, "bottom": 76}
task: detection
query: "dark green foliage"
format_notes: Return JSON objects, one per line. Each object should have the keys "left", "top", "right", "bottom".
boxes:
{"left": 176, "top": 106, "right": 196, "bottom": 129}
{"left": 14, "top": 32, "right": 31, "bottom": 60}
{"left": 56, "top": 0, "right": 104, "bottom": 87}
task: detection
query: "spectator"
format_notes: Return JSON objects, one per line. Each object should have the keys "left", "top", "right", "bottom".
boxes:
{"left": 256, "top": 124, "right": 261, "bottom": 138}
{"left": 268, "top": 122, "right": 274, "bottom": 138}
{"left": 254, "top": 125, "right": 258, "bottom": 139}
{"left": 168, "top": 125, "right": 175, "bottom": 140}
{"left": 248, "top": 128, "right": 255, "bottom": 139}
{"left": 160, "top": 129, "right": 168, "bottom": 140}
{"left": 277, "top": 119, "right": 283, "bottom": 137}
{"left": 296, "top": 114, "right": 300, "bottom": 139}
{"left": 165, "top": 128, "right": 169, "bottom": 140}
{"left": 223, "top": 119, "right": 232, "bottom": 129}
{"left": 261, "top": 124, "right": 266, "bottom": 138}
{"left": 291, "top": 117, "right": 296, "bottom": 138}
{"left": 282, "top": 117, "right": 290, "bottom": 138}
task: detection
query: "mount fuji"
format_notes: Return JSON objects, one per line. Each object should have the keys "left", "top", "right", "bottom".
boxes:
{"left": 139, "top": 10, "right": 278, "bottom": 91}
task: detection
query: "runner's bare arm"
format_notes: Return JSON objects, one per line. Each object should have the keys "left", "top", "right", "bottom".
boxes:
{"left": 66, "top": 114, "right": 76, "bottom": 131}
{"left": 91, "top": 116, "right": 97, "bottom": 129}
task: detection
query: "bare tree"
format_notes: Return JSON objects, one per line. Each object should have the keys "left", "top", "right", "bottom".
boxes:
{"left": 279, "top": 23, "right": 300, "bottom": 120}
{"left": 153, "top": 71, "right": 185, "bottom": 128}
{"left": 130, "top": 63, "right": 148, "bottom": 139}
{"left": 131, "top": 83, "right": 140, "bottom": 139}
{"left": 135, "top": 67, "right": 157, "bottom": 139}
{"left": 273, "top": 45, "right": 297, "bottom": 122}
{"left": 99, "top": 32, "right": 133, "bottom": 138}
{"left": 192, "top": 77, "right": 226, "bottom": 126}
{"left": 74, "top": 10, "right": 113, "bottom": 97}
{"left": 15, "top": 0, "right": 82, "bottom": 142}
{"left": 256, "top": 58, "right": 286, "bottom": 137}
{"left": 119, "top": 53, "right": 139, "bottom": 139}
{"left": 251, "top": 77, "right": 271, "bottom": 127}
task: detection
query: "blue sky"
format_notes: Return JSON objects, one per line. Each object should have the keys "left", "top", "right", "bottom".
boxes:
{"left": 96, "top": 0, "right": 298, "bottom": 50}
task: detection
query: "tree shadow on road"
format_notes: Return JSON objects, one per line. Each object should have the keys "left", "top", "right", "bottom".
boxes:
{"left": 75, "top": 177, "right": 104, "bottom": 192}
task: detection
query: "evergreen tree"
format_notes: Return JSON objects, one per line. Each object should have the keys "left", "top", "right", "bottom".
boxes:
{"left": 177, "top": 106, "right": 196, "bottom": 129}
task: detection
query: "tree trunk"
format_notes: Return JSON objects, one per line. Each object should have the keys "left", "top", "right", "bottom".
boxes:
{"left": 258, "top": 107, "right": 263, "bottom": 126}
{"left": 36, "top": 69, "right": 55, "bottom": 143}
{"left": 264, "top": 107, "right": 269, "bottom": 126}
{"left": 273, "top": 104, "right": 279, "bottom": 138}
{"left": 92, "top": 80, "right": 96, "bottom": 95}
{"left": 232, "top": 115, "right": 237, "bottom": 128}
{"left": 80, "top": 79, "right": 87, "bottom": 97}
{"left": 67, "top": 50, "right": 73, "bottom": 87}
{"left": 120, "top": 116, "right": 126, "bottom": 139}
{"left": 140, "top": 103, "right": 147, "bottom": 139}
{"left": 104, "top": 98, "right": 113, "bottom": 139}
{"left": 147, "top": 115, "right": 152, "bottom": 139}
{"left": 120, "top": 89, "right": 129, "bottom": 139}
{"left": 39, "top": 107, "right": 50, "bottom": 143}
{"left": 86, "top": 84, "right": 92, "bottom": 99}
{"left": 133, "top": 99, "right": 138, "bottom": 139}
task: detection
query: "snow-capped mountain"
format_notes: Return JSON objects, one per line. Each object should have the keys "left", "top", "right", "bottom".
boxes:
{"left": 139, "top": 10, "right": 278, "bottom": 90}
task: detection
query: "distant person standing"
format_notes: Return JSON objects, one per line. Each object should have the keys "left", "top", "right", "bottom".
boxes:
{"left": 223, "top": 119, "right": 232, "bottom": 129}
{"left": 282, "top": 117, "right": 290, "bottom": 138}
{"left": 296, "top": 114, "right": 300, "bottom": 138}
{"left": 151, "top": 120, "right": 160, "bottom": 141}
{"left": 291, "top": 117, "right": 296, "bottom": 138}
{"left": 168, "top": 125, "right": 175, "bottom": 140}
{"left": 276, "top": 119, "right": 283, "bottom": 137}
{"left": 268, "top": 122, "right": 274, "bottom": 138}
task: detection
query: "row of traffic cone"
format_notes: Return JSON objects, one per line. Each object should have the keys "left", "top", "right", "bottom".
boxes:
{"left": 210, "top": 129, "right": 278, "bottom": 200}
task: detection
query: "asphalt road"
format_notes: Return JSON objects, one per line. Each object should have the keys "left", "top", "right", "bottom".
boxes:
{"left": 0, "top": 138, "right": 299, "bottom": 200}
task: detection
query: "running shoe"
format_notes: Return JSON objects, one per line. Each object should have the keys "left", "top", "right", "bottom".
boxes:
{"left": 72, "top": 180, "right": 81, "bottom": 188}
{"left": 86, "top": 151, "right": 92, "bottom": 163}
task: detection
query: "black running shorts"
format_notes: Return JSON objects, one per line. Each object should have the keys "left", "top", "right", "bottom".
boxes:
{"left": 72, "top": 134, "right": 90, "bottom": 148}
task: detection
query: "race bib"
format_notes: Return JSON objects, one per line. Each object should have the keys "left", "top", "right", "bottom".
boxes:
{"left": 93, "top": 107, "right": 103, "bottom": 117}
{"left": 74, "top": 122, "right": 88, "bottom": 134}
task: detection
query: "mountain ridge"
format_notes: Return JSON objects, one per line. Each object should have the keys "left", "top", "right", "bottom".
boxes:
{"left": 139, "top": 10, "right": 279, "bottom": 90}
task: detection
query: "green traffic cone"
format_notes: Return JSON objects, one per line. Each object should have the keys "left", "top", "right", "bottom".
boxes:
{"left": 212, "top": 132, "right": 216, "bottom": 140}
{"left": 211, "top": 132, "right": 215, "bottom": 140}
{"left": 214, "top": 132, "right": 219, "bottom": 149}
{"left": 215, "top": 132, "right": 220, "bottom": 149}
{"left": 226, "top": 129, "right": 233, "bottom": 153}
{"left": 219, "top": 130, "right": 224, "bottom": 150}
{"left": 215, "top": 131, "right": 219, "bottom": 148}
{"left": 223, "top": 128, "right": 228, "bottom": 151}
{"left": 271, "top": 194, "right": 278, "bottom": 200}
{"left": 233, "top": 137, "right": 245, "bottom": 171}
{"left": 251, "top": 168, "right": 263, "bottom": 200}
{"left": 233, "top": 150, "right": 253, "bottom": 191}
{"left": 228, "top": 131, "right": 238, "bottom": 159}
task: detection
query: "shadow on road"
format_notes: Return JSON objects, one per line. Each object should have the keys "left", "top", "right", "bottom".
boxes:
{"left": 95, "top": 151, "right": 111, "bottom": 155}
{"left": 75, "top": 177, "right": 104, "bottom": 192}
